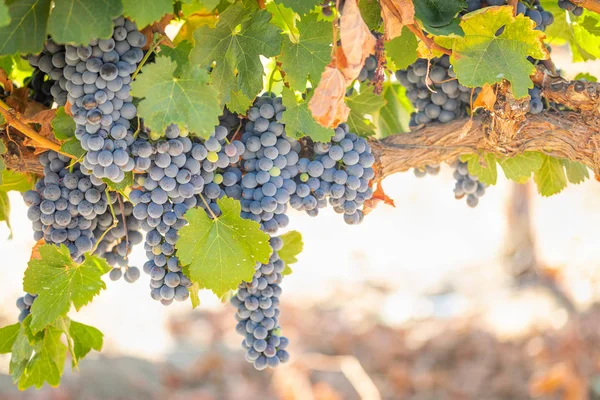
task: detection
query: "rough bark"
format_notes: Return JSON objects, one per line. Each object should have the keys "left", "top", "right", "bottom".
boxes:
{"left": 372, "top": 67, "right": 600, "bottom": 181}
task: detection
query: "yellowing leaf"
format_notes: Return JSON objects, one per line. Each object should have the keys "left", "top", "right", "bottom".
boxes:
{"left": 451, "top": 6, "right": 548, "bottom": 98}
{"left": 472, "top": 83, "right": 496, "bottom": 111}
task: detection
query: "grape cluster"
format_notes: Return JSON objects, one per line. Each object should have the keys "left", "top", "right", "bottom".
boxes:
{"left": 58, "top": 17, "right": 146, "bottom": 183}
{"left": 396, "top": 56, "right": 475, "bottom": 127}
{"left": 358, "top": 55, "right": 378, "bottom": 83}
{"left": 16, "top": 293, "right": 37, "bottom": 323}
{"left": 23, "top": 151, "right": 115, "bottom": 262}
{"left": 413, "top": 164, "right": 441, "bottom": 178}
{"left": 27, "top": 39, "right": 68, "bottom": 106}
{"left": 452, "top": 160, "right": 487, "bottom": 208}
{"left": 468, "top": 1, "right": 554, "bottom": 30}
{"left": 559, "top": 0, "right": 584, "bottom": 16}
{"left": 232, "top": 237, "right": 290, "bottom": 370}
{"left": 290, "top": 123, "right": 376, "bottom": 225}
{"left": 94, "top": 200, "right": 143, "bottom": 283}
{"left": 239, "top": 94, "right": 296, "bottom": 234}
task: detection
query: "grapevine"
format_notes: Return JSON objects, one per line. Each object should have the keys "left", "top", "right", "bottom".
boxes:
{"left": 0, "top": 0, "right": 597, "bottom": 392}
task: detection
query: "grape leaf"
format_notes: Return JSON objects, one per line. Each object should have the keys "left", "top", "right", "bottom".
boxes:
{"left": 189, "top": 282, "right": 202, "bottom": 309}
{"left": 190, "top": 3, "right": 282, "bottom": 105}
{"left": 267, "top": 1, "right": 299, "bottom": 38}
{"left": 534, "top": 155, "right": 567, "bottom": 196}
{"left": 68, "top": 320, "right": 103, "bottom": 365}
{"left": 274, "top": 0, "right": 320, "bottom": 16}
{"left": 346, "top": 86, "right": 387, "bottom": 136}
{"left": 0, "top": 323, "right": 20, "bottom": 353}
{"left": 159, "top": 41, "right": 193, "bottom": 76}
{"left": 376, "top": 84, "right": 413, "bottom": 138}
{"left": 23, "top": 245, "right": 111, "bottom": 334}
{"left": 0, "top": 1, "right": 10, "bottom": 28}
{"left": 461, "top": 153, "right": 498, "bottom": 185}
{"left": 279, "top": 230, "right": 303, "bottom": 276}
{"left": 385, "top": 26, "right": 418, "bottom": 70}
{"left": 0, "top": 190, "right": 10, "bottom": 236}
{"left": 280, "top": 87, "right": 333, "bottom": 141}
{"left": 451, "top": 6, "right": 548, "bottom": 99}
{"left": 562, "top": 160, "right": 589, "bottom": 184}
{"left": 17, "top": 325, "right": 66, "bottom": 390}
{"left": 123, "top": 0, "right": 172, "bottom": 28}
{"left": 52, "top": 107, "right": 76, "bottom": 141}
{"left": 175, "top": 197, "right": 272, "bottom": 298}
{"left": 0, "top": 170, "right": 35, "bottom": 195}
{"left": 359, "top": 0, "right": 382, "bottom": 30}
{"left": 279, "top": 13, "right": 332, "bottom": 90}
{"left": 0, "top": 0, "right": 51, "bottom": 55}
{"left": 102, "top": 171, "right": 134, "bottom": 191}
{"left": 131, "top": 57, "right": 221, "bottom": 139}
{"left": 414, "top": 0, "right": 466, "bottom": 28}
{"left": 227, "top": 90, "right": 253, "bottom": 115}
{"left": 574, "top": 72, "right": 597, "bottom": 82}
{"left": 498, "top": 152, "right": 544, "bottom": 183}
{"left": 60, "top": 137, "right": 86, "bottom": 159}
{"left": 48, "top": 0, "right": 123, "bottom": 46}
{"left": 423, "top": 18, "right": 463, "bottom": 36}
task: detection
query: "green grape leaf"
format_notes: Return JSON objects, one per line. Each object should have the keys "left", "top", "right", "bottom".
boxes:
{"left": 280, "top": 87, "right": 333, "bottom": 141}
{"left": 175, "top": 197, "right": 272, "bottom": 298}
{"left": 376, "top": 84, "right": 413, "bottom": 138}
{"left": 102, "top": 171, "right": 134, "bottom": 191}
{"left": 0, "top": 190, "right": 10, "bottom": 236}
{"left": 68, "top": 320, "right": 103, "bottom": 365}
{"left": 131, "top": 57, "right": 221, "bottom": 138}
{"left": 385, "top": 27, "right": 418, "bottom": 70}
{"left": 574, "top": 72, "right": 597, "bottom": 82}
{"left": 415, "top": 0, "right": 466, "bottom": 28}
{"left": 0, "top": 0, "right": 51, "bottom": 55}
{"left": 422, "top": 18, "right": 463, "bottom": 36}
{"left": 23, "top": 245, "right": 111, "bottom": 334}
{"left": 542, "top": 5, "right": 600, "bottom": 62}
{"left": 17, "top": 326, "right": 66, "bottom": 390}
{"left": 274, "top": 0, "right": 320, "bottom": 16}
{"left": 48, "top": 0, "right": 123, "bottom": 46}
{"left": 461, "top": 153, "right": 498, "bottom": 185}
{"left": 189, "top": 282, "right": 202, "bottom": 309}
{"left": 52, "top": 107, "right": 76, "bottom": 141}
{"left": 60, "top": 137, "right": 86, "bottom": 159}
{"left": 498, "top": 152, "right": 544, "bottom": 183}
{"left": 279, "top": 230, "right": 303, "bottom": 276}
{"left": 0, "top": 1, "right": 10, "bottom": 28}
{"left": 346, "top": 86, "right": 387, "bottom": 137}
{"left": 227, "top": 89, "right": 254, "bottom": 115}
{"left": 279, "top": 13, "right": 332, "bottom": 90}
{"left": 159, "top": 41, "right": 193, "bottom": 76}
{"left": 9, "top": 318, "right": 34, "bottom": 382}
{"left": 562, "top": 160, "right": 589, "bottom": 184}
{"left": 190, "top": 3, "right": 282, "bottom": 104}
{"left": 359, "top": 0, "right": 382, "bottom": 30}
{"left": 534, "top": 155, "right": 567, "bottom": 196}
{"left": 0, "top": 323, "right": 20, "bottom": 354}
{"left": 451, "top": 6, "right": 548, "bottom": 98}
{"left": 123, "top": 0, "right": 172, "bottom": 28}
{"left": 267, "top": 1, "right": 299, "bottom": 38}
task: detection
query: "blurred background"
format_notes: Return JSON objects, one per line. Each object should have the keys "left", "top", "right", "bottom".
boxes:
{"left": 1, "top": 51, "right": 600, "bottom": 400}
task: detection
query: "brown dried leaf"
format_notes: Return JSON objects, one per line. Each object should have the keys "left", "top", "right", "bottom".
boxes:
{"left": 6, "top": 88, "right": 48, "bottom": 118}
{"left": 380, "top": 0, "right": 415, "bottom": 40}
{"left": 30, "top": 239, "right": 45, "bottom": 260}
{"left": 472, "top": 84, "right": 497, "bottom": 111}
{"left": 22, "top": 108, "right": 58, "bottom": 142}
{"left": 309, "top": 67, "right": 350, "bottom": 128}
{"left": 141, "top": 14, "right": 175, "bottom": 50}
{"left": 340, "top": 0, "right": 376, "bottom": 82}
{"left": 0, "top": 68, "right": 13, "bottom": 93}
{"left": 363, "top": 180, "right": 395, "bottom": 215}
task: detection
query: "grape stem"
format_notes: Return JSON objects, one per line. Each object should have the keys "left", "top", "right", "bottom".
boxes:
{"left": 131, "top": 34, "right": 166, "bottom": 81}
{"left": 0, "top": 99, "right": 74, "bottom": 158}
{"left": 406, "top": 25, "right": 452, "bottom": 57}
{"left": 199, "top": 193, "right": 218, "bottom": 219}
